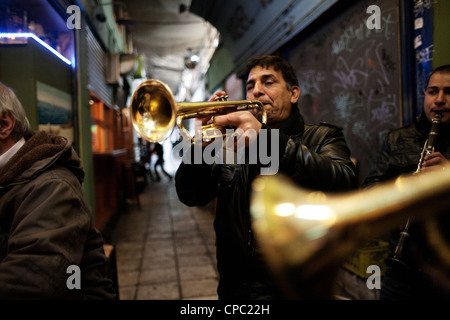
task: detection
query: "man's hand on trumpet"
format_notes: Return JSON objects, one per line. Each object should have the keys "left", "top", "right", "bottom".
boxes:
{"left": 205, "top": 90, "right": 263, "bottom": 150}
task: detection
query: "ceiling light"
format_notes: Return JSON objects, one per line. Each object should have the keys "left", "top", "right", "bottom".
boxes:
{"left": 0, "top": 33, "right": 72, "bottom": 65}
{"left": 184, "top": 54, "right": 200, "bottom": 69}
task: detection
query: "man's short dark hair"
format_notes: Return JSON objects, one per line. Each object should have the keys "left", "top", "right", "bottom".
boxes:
{"left": 427, "top": 64, "right": 450, "bottom": 87}
{"left": 431, "top": 64, "right": 450, "bottom": 75}
{"left": 245, "top": 55, "right": 299, "bottom": 89}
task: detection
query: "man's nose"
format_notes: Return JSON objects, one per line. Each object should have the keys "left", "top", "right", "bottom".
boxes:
{"left": 435, "top": 90, "right": 446, "bottom": 105}
{"left": 252, "top": 82, "right": 264, "bottom": 97}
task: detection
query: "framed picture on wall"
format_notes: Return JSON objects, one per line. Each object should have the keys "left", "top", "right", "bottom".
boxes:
{"left": 37, "top": 81, "right": 74, "bottom": 142}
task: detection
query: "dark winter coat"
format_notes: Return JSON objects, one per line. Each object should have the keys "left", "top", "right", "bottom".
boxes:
{"left": 0, "top": 131, "right": 116, "bottom": 299}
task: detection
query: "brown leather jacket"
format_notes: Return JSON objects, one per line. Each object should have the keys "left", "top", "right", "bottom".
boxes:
{"left": 0, "top": 131, "right": 116, "bottom": 299}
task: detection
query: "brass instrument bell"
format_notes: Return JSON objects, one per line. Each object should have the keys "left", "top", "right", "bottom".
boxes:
{"left": 130, "top": 79, "right": 267, "bottom": 143}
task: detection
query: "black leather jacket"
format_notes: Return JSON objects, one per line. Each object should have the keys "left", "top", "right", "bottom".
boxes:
{"left": 176, "top": 108, "right": 356, "bottom": 299}
{"left": 362, "top": 112, "right": 450, "bottom": 299}
{"left": 363, "top": 112, "right": 450, "bottom": 187}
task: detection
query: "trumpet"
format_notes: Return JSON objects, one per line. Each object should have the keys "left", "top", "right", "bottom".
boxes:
{"left": 250, "top": 167, "right": 450, "bottom": 299}
{"left": 130, "top": 79, "right": 267, "bottom": 143}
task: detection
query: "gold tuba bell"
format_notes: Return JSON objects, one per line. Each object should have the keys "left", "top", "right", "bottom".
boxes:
{"left": 250, "top": 167, "right": 450, "bottom": 298}
{"left": 130, "top": 79, "right": 267, "bottom": 143}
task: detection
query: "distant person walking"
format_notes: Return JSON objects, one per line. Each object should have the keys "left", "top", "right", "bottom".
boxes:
{"left": 152, "top": 143, "right": 172, "bottom": 181}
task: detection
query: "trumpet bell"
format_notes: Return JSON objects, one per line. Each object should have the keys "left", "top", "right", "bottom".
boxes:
{"left": 130, "top": 79, "right": 267, "bottom": 143}
{"left": 130, "top": 79, "right": 176, "bottom": 143}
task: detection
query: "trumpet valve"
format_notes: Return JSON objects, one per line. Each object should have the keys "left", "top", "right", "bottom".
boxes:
{"left": 214, "top": 95, "right": 229, "bottom": 102}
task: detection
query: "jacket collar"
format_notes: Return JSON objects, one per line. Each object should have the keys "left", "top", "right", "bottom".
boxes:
{"left": 278, "top": 106, "right": 304, "bottom": 136}
{"left": 0, "top": 131, "right": 84, "bottom": 187}
{"left": 0, "top": 138, "right": 25, "bottom": 169}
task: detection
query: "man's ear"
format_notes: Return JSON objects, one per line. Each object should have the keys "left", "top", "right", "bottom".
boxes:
{"left": 0, "top": 112, "right": 16, "bottom": 140}
{"left": 290, "top": 85, "right": 301, "bottom": 104}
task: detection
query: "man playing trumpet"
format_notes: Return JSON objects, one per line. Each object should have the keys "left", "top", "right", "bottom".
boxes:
{"left": 175, "top": 55, "right": 357, "bottom": 299}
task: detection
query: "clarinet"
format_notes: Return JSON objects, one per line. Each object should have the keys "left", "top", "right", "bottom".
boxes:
{"left": 385, "top": 111, "right": 442, "bottom": 269}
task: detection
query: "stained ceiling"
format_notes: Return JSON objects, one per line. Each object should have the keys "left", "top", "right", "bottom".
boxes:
{"left": 122, "top": 0, "right": 219, "bottom": 99}
{"left": 110, "top": 0, "right": 338, "bottom": 101}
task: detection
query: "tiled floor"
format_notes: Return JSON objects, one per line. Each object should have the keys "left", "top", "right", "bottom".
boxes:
{"left": 105, "top": 171, "right": 219, "bottom": 300}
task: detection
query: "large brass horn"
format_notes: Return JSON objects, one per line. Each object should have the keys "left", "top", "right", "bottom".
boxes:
{"left": 130, "top": 79, "right": 267, "bottom": 143}
{"left": 250, "top": 167, "right": 450, "bottom": 299}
